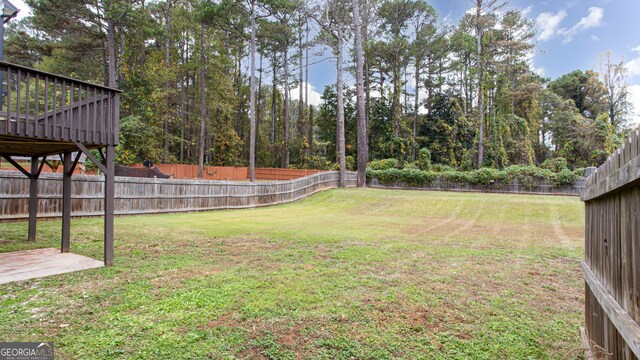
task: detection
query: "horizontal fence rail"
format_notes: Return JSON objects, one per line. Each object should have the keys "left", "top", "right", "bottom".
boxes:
{"left": 0, "top": 170, "right": 356, "bottom": 220}
{"left": 582, "top": 129, "right": 640, "bottom": 359}
{"left": 0, "top": 61, "right": 120, "bottom": 147}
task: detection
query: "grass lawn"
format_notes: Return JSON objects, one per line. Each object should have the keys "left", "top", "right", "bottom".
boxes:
{"left": 0, "top": 189, "right": 585, "bottom": 359}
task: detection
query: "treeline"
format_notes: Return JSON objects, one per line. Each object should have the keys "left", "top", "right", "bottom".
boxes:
{"left": 8, "top": 0, "right": 634, "bottom": 184}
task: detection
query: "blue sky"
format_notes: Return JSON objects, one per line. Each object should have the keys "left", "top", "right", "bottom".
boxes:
{"left": 303, "top": 0, "right": 640, "bottom": 124}
{"left": 11, "top": 0, "right": 640, "bottom": 124}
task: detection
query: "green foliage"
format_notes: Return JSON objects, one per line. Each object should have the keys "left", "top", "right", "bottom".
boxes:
{"left": 368, "top": 163, "right": 584, "bottom": 187}
{"left": 540, "top": 157, "right": 568, "bottom": 172}
{"left": 345, "top": 156, "right": 356, "bottom": 171}
{"left": 367, "top": 158, "right": 399, "bottom": 170}
{"left": 417, "top": 148, "right": 432, "bottom": 171}
{"left": 554, "top": 169, "right": 578, "bottom": 186}
{"left": 118, "top": 115, "right": 163, "bottom": 163}
{"left": 431, "top": 164, "right": 456, "bottom": 172}
{"left": 368, "top": 168, "right": 436, "bottom": 186}
{"left": 467, "top": 168, "right": 509, "bottom": 185}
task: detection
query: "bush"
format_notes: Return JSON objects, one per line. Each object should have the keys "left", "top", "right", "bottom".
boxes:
{"left": 554, "top": 168, "right": 578, "bottom": 186}
{"left": 368, "top": 163, "right": 581, "bottom": 187}
{"left": 403, "top": 162, "right": 420, "bottom": 170}
{"left": 417, "top": 148, "right": 432, "bottom": 171}
{"left": 368, "top": 158, "right": 399, "bottom": 170}
{"left": 541, "top": 157, "right": 568, "bottom": 172}
{"left": 572, "top": 168, "right": 586, "bottom": 177}
{"left": 431, "top": 164, "right": 456, "bottom": 173}
{"left": 345, "top": 156, "right": 356, "bottom": 171}
{"left": 367, "top": 168, "right": 436, "bottom": 186}
{"left": 468, "top": 168, "right": 509, "bottom": 185}
{"left": 440, "top": 171, "right": 469, "bottom": 183}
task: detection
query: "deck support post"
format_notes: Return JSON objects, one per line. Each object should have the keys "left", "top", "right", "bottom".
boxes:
{"left": 104, "top": 145, "right": 115, "bottom": 266}
{"left": 61, "top": 152, "right": 72, "bottom": 253}
{"left": 28, "top": 156, "right": 39, "bottom": 241}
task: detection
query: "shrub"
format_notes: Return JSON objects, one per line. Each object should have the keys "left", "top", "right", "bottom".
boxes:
{"left": 554, "top": 168, "right": 578, "bottom": 186}
{"left": 368, "top": 158, "right": 399, "bottom": 170}
{"left": 368, "top": 164, "right": 580, "bottom": 187}
{"left": 345, "top": 156, "right": 356, "bottom": 171}
{"left": 367, "top": 168, "right": 436, "bottom": 186}
{"left": 403, "top": 162, "right": 420, "bottom": 170}
{"left": 431, "top": 164, "right": 456, "bottom": 173}
{"left": 417, "top": 148, "right": 432, "bottom": 171}
{"left": 541, "top": 157, "right": 568, "bottom": 172}
{"left": 572, "top": 168, "right": 586, "bottom": 177}
{"left": 440, "top": 171, "right": 469, "bottom": 183}
{"left": 468, "top": 168, "right": 509, "bottom": 185}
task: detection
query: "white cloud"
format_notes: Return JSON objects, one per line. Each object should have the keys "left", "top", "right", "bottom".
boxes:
{"left": 535, "top": 10, "right": 567, "bottom": 42}
{"left": 629, "top": 84, "right": 640, "bottom": 128}
{"left": 559, "top": 7, "right": 604, "bottom": 43}
{"left": 522, "top": 5, "right": 534, "bottom": 17}
{"left": 590, "top": 35, "right": 601, "bottom": 42}
{"left": 627, "top": 46, "right": 640, "bottom": 78}
{"left": 290, "top": 82, "right": 323, "bottom": 107}
{"left": 627, "top": 58, "right": 640, "bottom": 78}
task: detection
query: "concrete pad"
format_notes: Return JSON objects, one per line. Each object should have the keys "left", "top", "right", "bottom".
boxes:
{"left": 0, "top": 248, "right": 103, "bottom": 285}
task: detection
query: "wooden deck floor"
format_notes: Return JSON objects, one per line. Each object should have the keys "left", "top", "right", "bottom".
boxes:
{"left": 0, "top": 248, "right": 103, "bottom": 284}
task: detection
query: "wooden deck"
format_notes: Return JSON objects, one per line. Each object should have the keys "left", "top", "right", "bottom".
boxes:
{"left": 0, "top": 248, "right": 103, "bottom": 284}
{"left": 0, "top": 60, "right": 120, "bottom": 266}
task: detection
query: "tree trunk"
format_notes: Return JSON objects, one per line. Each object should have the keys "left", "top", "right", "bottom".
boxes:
{"left": 249, "top": 0, "right": 256, "bottom": 182}
{"left": 198, "top": 25, "right": 206, "bottom": 177}
{"left": 107, "top": 16, "right": 117, "bottom": 88}
{"left": 163, "top": 5, "right": 171, "bottom": 162}
{"left": 476, "top": 2, "right": 484, "bottom": 168}
{"left": 271, "top": 53, "right": 277, "bottom": 146}
{"left": 282, "top": 47, "right": 290, "bottom": 168}
{"left": 353, "top": 0, "right": 368, "bottom": 187}
{"left": 305, "top": 19, "right": 311, "bottom": 158}
{"left": 413, "top": 59, "right": 420, "bottom": 161}
{"left": 298, "top": 16, "right": 304, "bottom": 136}
{"left": 257, "top": 51, "right": 263, "bottom": 163}
{"left": 336, "top": 35, "right": 346, "bottom": 188}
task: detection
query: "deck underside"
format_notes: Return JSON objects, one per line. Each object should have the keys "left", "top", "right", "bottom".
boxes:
{"left": 0, "top": 134, "right": 102, "bottom": 157}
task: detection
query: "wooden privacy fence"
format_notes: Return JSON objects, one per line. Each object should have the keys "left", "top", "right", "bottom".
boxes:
{"left": 581, "top": 129, "right": 640, "bottom": 359}
{"left": 0, "top": 170, "right": 356, "bottom": 219}
{"left": 128, "top": 164, "right": 323, "bottom": 181}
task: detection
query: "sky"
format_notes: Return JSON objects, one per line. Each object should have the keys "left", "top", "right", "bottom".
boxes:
{"left": 300, "top": 0, "right": 640, "bottom": 125}
{"left": 8, "top": 0, "right": 640, "bottom": 125}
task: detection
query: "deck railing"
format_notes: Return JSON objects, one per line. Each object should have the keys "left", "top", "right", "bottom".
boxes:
{"left": 0, "top": 61, "right": 120, "bottom": 146}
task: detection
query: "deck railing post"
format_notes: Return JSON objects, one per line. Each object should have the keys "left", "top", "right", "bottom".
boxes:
{"left": 28, "top": 156, "right": 39, "bottom": 241}
{"left": 61, "top": 151, "right": 72, "bottom": 253}
{"left": 104, "top": 145, "right": 115, "bottom": 266}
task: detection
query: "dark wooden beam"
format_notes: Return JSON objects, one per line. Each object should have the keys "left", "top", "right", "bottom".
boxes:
{"left": 69, "top": 152, "right": 82, "bottom": 175}
{"left": 73, "top": 141, "right": 107, "bottom": 174}
{"left": 61, "top": 152, "right": 72, "bottom": 253}
{"left": 28, "top": 156, "right": 39, "bottom": 241}
{"left": 104, "top": 145, "right": 115, "bottom": 266}
{"left": 0, "top": 154, "right": 31, "bottom": 178}
{"left": 35, "top": 157, "right": 46, "bottom": 178}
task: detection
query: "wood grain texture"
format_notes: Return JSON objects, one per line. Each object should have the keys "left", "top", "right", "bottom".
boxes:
{"left": 0, "top": 170, "right": 357, "bottom": 220}
{"left": 583, "top": 131, "right": 640, "bottom": 360}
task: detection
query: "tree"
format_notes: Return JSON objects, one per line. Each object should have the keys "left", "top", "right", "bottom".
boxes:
{"left": 467, "top": 0, "right": 507, "bottom": 168}
{"left": 353, "top": 0, "right": 368, "bottom": 187}
{"left": 599, "top": 51, "right": 631, "bottom": 131}
{"left": 306, "top": 0, "right": 351, "bottom": 187}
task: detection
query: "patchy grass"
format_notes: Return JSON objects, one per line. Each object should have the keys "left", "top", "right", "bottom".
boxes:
{"left": 0, "top": 189, "right": 585, "bottom": 359}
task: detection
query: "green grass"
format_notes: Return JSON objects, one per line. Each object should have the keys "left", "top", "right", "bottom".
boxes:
{"left": 0, "top": 189, "right": 585, "bottom": 359}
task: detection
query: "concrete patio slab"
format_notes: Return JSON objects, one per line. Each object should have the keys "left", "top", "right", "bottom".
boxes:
{"left": 0, "top": 248, "right": 103, "bottom": 285}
